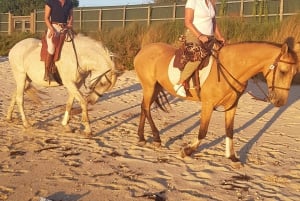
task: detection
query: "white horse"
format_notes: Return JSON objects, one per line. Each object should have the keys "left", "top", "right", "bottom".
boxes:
{"left": 6, "top": 34, "right": 117, "bottom": 135}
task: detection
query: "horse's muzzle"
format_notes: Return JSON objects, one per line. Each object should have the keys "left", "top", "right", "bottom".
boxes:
{"left": 268, "top": 90, "right": 287, "bottom": 107}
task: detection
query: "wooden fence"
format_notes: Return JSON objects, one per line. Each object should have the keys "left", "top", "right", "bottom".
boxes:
{"left": 0, "top": 0, "right": 299, "bottom": 35}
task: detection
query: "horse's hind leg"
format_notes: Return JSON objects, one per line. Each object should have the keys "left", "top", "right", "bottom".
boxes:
{"left": 13, "top": 76, "right": 31, "bottom": 127}
{"left": 6, "top": 89, "right": 17, "bottom": 122}
{"left": 137, "top": 99, "right": 147, "bottom": 145}
{"left": 137, "top": 85, "right": 161, "bottom": 146}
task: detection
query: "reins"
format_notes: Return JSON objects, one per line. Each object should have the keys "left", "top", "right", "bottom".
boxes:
{"left": 61, "top": 28, "right": 113, "bottom": 96}
{"left": 210, "top": 41, "right": 246, "bottom": 112}
{"left": 247, "top": 76, "right": 269, "bottom": 102}
{"left": 63, "top": 28, "right": 85, "bottom": 75}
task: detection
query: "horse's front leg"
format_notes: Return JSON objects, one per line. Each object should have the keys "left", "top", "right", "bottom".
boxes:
{"left": 66, "top": 84, "right": 91, "bottom": 135}
{"left": 181, "top": 103, "right": 213, "bottom": 157}
{"left": 224, "top": 106, "right": 242, "bottom": 168}
{"left": 79, "top": 96, "right": 91, "bottom": 135}
{"left": 61, "top": 94, "right": 75, "bottom": 132}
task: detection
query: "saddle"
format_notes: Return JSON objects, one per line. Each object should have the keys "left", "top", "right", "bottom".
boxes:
{"left": 40, "top": 30, "right": 67, "bottom": 62}
{"left": 40, "top": 30, "right": 67, "bottom": 85}
{"left": 173, "top": 36, "right": 216, "bottom": 96}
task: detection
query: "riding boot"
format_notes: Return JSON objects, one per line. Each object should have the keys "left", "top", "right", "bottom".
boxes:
{"left": 44, "top": 53, "right": 54, "bottom": 83}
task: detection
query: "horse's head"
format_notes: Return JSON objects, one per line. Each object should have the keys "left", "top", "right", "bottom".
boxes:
{"left": 86, "top": 68, "right": 117, "bottom": 105}
{"left": 85, "top": 49, "right": 117, "bottom": 105}
{"left": 264, "top": 42, "right": 299, "bottom": 107}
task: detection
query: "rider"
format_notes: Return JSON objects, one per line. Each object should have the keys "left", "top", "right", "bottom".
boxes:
{"left": 44, "top": 0, "right": 73, "bottom": 82}
{"left": 174, "top": 0, "right": 225, "bottom": 97}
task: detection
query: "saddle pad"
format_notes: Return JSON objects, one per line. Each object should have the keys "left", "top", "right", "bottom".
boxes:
{"left": 168, "top": 55, "right": 214, "bottom": 87}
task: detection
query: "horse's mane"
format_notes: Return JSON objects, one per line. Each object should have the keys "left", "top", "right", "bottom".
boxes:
{"left": 72, "top": 34, "right": 115, "bottom": 70}
{"left": 227, "top": 40, "right": 298, "bottom": 57}
{"left": 228, "top": 40, "right": 281, "bottom": 48}
{"left": 74, "top": 34, "right": 111, "bottom": 56}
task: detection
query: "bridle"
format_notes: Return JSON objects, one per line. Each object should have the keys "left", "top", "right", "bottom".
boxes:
{"left": 250, "top": 52, "right": 296, "bottom": 102}
{"left": 88, "top": 69, "right": 113, "bottom": 97}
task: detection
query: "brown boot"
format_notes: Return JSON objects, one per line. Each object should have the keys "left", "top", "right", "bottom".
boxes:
{"left": 44, "top": 53, "right": 54, "bottom": 82}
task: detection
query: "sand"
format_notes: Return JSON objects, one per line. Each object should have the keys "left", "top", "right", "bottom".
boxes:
{"left": 0, "top": 56, "right": 299, "bottom": 201}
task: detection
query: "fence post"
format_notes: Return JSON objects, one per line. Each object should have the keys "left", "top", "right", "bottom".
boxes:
{"left": 279, "top": 0, "right": 283, "bottom": 21}
{"left": 147, "top": 6, "right": 151, "bottom": 26}
{"left": 99, "top": 9, "right": 102, "bottom": 31}
{"left": 79, "top": 8, "right": 82, "bottom": 30}
{"left": 31, "top": 10, "right": 36, "bottom": 33}
{"left": 123, "top": 6, "right": 126, "bottom": 28}
{"left": 172, "top": 3, "right": 176, "bottom": 21}
{"left": 240, "top": 0, "right": 244, "bottom": 17}
{"left": 8, "top": 12, "right": 12, "bottom": 35}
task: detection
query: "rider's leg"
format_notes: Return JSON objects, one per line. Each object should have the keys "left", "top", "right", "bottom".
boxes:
{"left": 174, "top": 60, "right": 200, "bottom": 97}
{"left": 44, "top": 28, "right": 56, "bottom": 82}
{"left": 174, "top": 30, "right": 201, "bottom": 97}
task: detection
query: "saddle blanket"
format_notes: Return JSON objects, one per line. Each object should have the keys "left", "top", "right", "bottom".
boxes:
{"left": 168, "top": 55, "right": 214, "bottom": 87}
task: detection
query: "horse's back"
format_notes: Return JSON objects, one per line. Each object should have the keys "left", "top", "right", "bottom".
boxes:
{"left": 9, "top": 38, "right": 41, "bottom": 72}
{"left": 134, "top": 42, "right": 176, "bottom": 77}
{"left": 135, "top": 42, "right": 175, "bottom": 63}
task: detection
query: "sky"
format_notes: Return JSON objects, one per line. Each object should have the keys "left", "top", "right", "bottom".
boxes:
{"left": 79, "top": 0, "right": 151, "bottom": 7}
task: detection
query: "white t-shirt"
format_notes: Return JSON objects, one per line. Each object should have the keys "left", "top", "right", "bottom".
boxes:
{"left": 185, "top": 0, "right": 215, "bottom": 36}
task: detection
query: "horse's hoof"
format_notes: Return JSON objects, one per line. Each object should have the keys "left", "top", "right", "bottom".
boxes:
{"left": 229, "top": 156, "right": 244, "bottom": 169}
{"left": 23, "top": 121, "right": 32, "bottom": 128}
{"left": 152, "top": 141, "right": 161, "bottom": 148}
{"left": 6, "top": 118, "right": 12, "bottom": 123}
{"left": 230, "top": 161, "right": 244, "bottom": 169}
{"left": 137, "top": 141, "right": 146, "bottom": 147}
{"left": 180, "top": 146, "right": 194, "bottom": 158}
{"left": 84, "top": 131, "right": 93, "bottom": 137}
{"left": 63, "top": 125, "right": 74, "bottom": 133}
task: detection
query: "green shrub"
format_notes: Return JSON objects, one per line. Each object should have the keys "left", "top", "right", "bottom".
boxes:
{"left": 0, "top": 32, "right": 41, "bottom": 56}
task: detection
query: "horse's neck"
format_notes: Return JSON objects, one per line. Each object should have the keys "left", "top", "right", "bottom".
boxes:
{"left": 219, "top": 44, "right": 278, "bottom": 82}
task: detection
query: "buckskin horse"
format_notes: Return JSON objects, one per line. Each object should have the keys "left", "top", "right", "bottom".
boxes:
{"left": 7, "top": 34, "right": 116, "bottom": 135}
{"left": 134, "top": 40, "right": 300, "bottom": 166}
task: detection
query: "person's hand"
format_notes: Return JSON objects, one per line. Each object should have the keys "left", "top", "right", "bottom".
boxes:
{"left": 67, "top": 24, "right": 73, "bottom": 29}
{"left": 218, "top": 36, "right": 226, "bottom": 45}
{"left": 48, "top": 28, "right": 56, "bottom": 38}
{"left": 198, "top": 35, "right": 209, "bottom": 43}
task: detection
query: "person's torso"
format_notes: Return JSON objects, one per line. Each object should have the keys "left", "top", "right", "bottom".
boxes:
{"left": 47, "top": 0, "right": 73, "bottom": 23}
{"left": 186, "top": 0, "right": 215, "bottom": 35}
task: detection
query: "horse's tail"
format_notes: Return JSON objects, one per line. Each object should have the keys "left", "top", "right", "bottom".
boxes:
{"left": 24, "top": 81, "right": 48, "bottom": 105}
{"left": 154, "top": 85, "right": 170, "bottom": 112}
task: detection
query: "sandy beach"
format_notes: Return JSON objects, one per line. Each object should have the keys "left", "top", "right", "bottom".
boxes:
{"left": 0, "top": 56, "right": 300, "bottom": 201}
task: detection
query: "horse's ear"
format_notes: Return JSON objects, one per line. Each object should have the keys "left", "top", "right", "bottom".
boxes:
{"left": 294, "top": 42, "right": 300, "bottom": 53}
{"left": 295, "top": 42, "right": 300, "bottom": 72}
{"left": 281, "top": 43, "right": 289, "bottom": 55}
